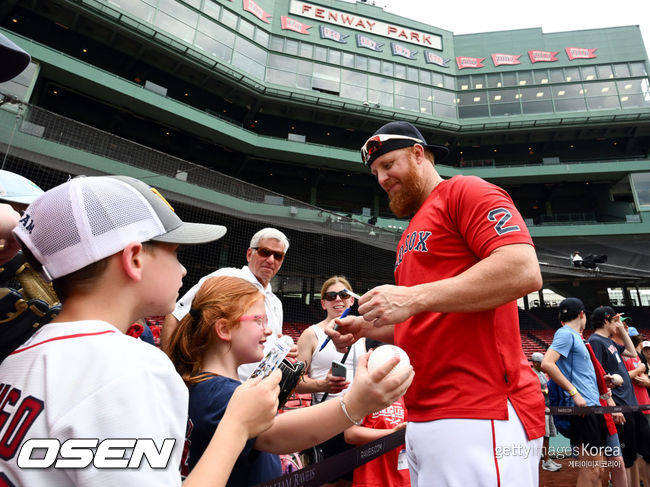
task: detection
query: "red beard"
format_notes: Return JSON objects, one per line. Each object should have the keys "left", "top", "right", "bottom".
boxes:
{"left": 388, "top": 160, "right": 427, "bottom": 218}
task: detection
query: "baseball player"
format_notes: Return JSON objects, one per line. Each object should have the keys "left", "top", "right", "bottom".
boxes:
{"left": 327, "top": 121, "right": 545, "bottom": 486}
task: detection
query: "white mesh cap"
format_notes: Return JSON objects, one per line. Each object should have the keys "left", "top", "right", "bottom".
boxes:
{"left": 13, "top": 175, "right": 227, "bottom": 281}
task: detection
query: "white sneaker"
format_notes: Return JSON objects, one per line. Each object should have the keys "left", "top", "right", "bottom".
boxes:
{"left": 542, "top": 459, "right": 561, "bottom": 472}
{"left": 549, "top": 459, "right": 562, "bottom": 470}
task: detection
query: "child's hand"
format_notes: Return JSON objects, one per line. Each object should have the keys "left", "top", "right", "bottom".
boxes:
{"left": 343, "top": 353, "right": 414, "bottom": 424}
{"left": 223, "top": 369, "right": 281, "bottom": 438}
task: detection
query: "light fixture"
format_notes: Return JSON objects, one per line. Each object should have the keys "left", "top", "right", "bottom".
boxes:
{"left": 566, "top": 76, "right": 572, "bottom": 81}
{"left": 541, "top": 78, "right": 548, "bottom": 84}
{"left": 473, "top": 96, "right": 481, "bottom": 102}
{"left": 461, "top": 84, "right": 469, "bottom": 90}
{"left": 475, "top": 83, "right": 483, "bottom": 89}
{"left": 519, "top": 80, "right": 527, "bottom": 85}
{"left": 494, "top": 95, "right": 502, "bottom": 101}
{"left": 557, "top": 90, "right": 566, "bottom": 96}
{"left": 624, "top": 84, "right": 632, "bottom": 90}
{"left": 621, "top": 96, "right": 629, "bottom": 102}
{"left": 536, "top": 92, "right": 544, "bottom": 98}
{"left": 601, "top": 87, "right": 610, "bottom": 93}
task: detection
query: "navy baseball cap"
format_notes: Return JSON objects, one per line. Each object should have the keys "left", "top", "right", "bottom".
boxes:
{"left": 361, "top": 121, "right": 449, "bottom": 167}
{"left": 591, "top": 306, "right": 617, "bottom": 326}
{"left": 558, "top": 297, "right": 587, "bottom": 322}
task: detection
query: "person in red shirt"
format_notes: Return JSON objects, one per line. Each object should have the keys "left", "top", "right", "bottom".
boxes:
{"left": 327, "top": 121, "right": 545, "bottom": 487}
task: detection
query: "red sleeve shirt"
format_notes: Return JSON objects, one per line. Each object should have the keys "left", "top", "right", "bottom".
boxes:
{"left": 393, "top": 175, "right": 545, "bottom": 440}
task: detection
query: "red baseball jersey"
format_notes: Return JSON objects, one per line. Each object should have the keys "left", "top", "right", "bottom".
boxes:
{"left": 393, "top": 175, "right": 545, "bottom": 440}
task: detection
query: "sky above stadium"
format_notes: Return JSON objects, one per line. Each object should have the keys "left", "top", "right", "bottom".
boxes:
{"left": 364, "top": 0, "right": 650, "bottom": 52}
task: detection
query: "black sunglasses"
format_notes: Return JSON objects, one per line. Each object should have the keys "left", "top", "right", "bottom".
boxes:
{"left": 252, "top": 247, "right": 285, "bottom": 261}
{"left": 323, "top": 290, "right": 352, "bottom": 301}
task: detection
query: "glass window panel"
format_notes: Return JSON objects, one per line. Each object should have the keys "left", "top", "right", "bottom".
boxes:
{"left": 355, "top": 55, "right": 367, "bottom": 71}
{"left": 194, "top": 31, "right": 232, "bottom": 61}
{"left": 395, "top": 95, "right": 420, "bottom": 112}
{"left": 184, "top": 0, "right": 200, "bottom": 8}
{"left": 381, "top": 61, "right": 394, "bottom": 77}
{"left": 459, "top": 103, "right": 489, "bottom": 118}
{"left": 418, "top": 99, "right": 432, "bottom": 115}
{"left": 620, "top": 93, "right": 649, "bottom": 108}
{"left": 520, "top": 86, "right": 551, "bottom": 102}
{"left": 630, "top": 62, "right": 647, "bottom": 77}
{"left": 297, "top": 59, "right": 312, "bottom": 75}
{"left": 407, "top": 67, "right": 419, "bottom": 82}
{"left": 583, "top": 81, "right": 616, "bottom": 97}
{"left": 457, "top": 75, "right": 470, "bottom": 90}
{"left": 614, "top": 63, "right": 630, "bottom": 78}
{"left": 238, "top": 19, "right": 255, "bottom": 40}
{"left": 368, "top": 58, "right": 381, "bottom": 74}
{"left": 367, "top": 75, "right": 393, "bottom": 92}
{"left": 434, "top": 102, "right": 457, "bottom": 119}
{"left": 299, "top": 42, "right": 313, "bottom": 59}
{"left": 220, "top": 8, "right": 238, "bottom": 29}
{"left": 532, "top": 69, "right": 549, "bottom": 84}
{"left": 111, "top": 0, "right": 155, "bottom": 22}
{"left": 584, "top": 82, "right": 620, "bottom": 110}
{"left": 197, "top": 19, "right": 234, "bottom": 44}
{"left": 394, "top": 64, "right": 406, "bottom": 80}
{"left": 341, "top": 69, "right": 367, "bottom": 87}
{"left": 394, "top": 80, "right": 418, "bottom": 97}
{"left": 367, "top": 90, "right": 393, "bottom": 107}
{"left": 155, "top": 11, "right": 195, "bottom": 43}
{"left": 431, "top": 72, "right": 444, "bottom": 88}
{"left": 617, "top": 79, "right": 644, "bottom": 94}
{"left": 340, "top": 83, "right": 365, "bottom": 101}
{"left": 501, "top": 72, "right": 517, "bottom": 87}
{"left": 313, "top": 64, "right": 340, "bottom": 83}
{"left": 420, "top": 86, "right": 433, "bottom": 101}
{"left": 266, "top": 68, "right": 296, "bottom": 86}
{"left": 443, "top": 75, "right": 455, "bottom": 90}
{"left": 432, "top": 89, "right": 455, "bottom": 105}
{"left": 521, "top": 98, "right": 553, "bottom": 114}
{"left": 487, "top": 73, "right": 502, "bottom": 88}
{"left": 550, "top": 68, "right": 564, "bottom": 83}
{"left": 296, "top": 74, "right": 311, "bottom": 89}
{"left": 201, "top": 1, "right": 220, "bottom": 21}
{"left": 254, "top": 28, "right": 269, "bottom": 48}
{"left": 555, "top": 97, "right": 587, "bottom": 112}
{"left": 564, "top": 67, "right": 580, "bottom": 82}
{"left": 419, "top": 69, "right": 431, "bottom": 85}
{"left": 631, "top": 172, "right": 650, "bottom": 210}
{"left": 285, "top": 39, "right": 298, "bottom": 56}
{"left": 313, "top": 46, "right": 327, "bottom": 62}
{"left": 232, "top": 51, "right": 265, "bottom": 79}
{"left": 342, "top": 52, "right": 355, "bottom": 68}
{"left": 235, "top": 36, "right": 266, "bottom": 65}
{"left": 517, "top": 71, "right": 533, "bottom": 86}
{"left": 270, "top": 36, "right": 283, "bottom": 52}
{"left": 159, "top": 0, "right": 198, "bottom": 26}
{"left": 268, "top": 54, "right": 295, "bottom": 70}
{"left": 471, "top": 74, "right": 486, "bottom": 89}
{"left": 586, "top": 95, "right": 620, "bottom": 110}
{"left": 489, "top": 89, "right": 521, "bottom": 116}
{"left": 581, "top": 66, "right": 597, "bottom": 81}
{"left": 328, "top": 49, "right": 341, "bottom": 65}
{"left": 597, "top": 65, "right": 614, "bottom": 79}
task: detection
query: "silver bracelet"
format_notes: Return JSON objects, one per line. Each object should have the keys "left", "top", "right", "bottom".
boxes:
{"left": 339, "top": 396, "right": 362, "bottom": 425}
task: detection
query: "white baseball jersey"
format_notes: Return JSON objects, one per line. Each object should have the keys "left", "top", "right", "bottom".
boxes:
{"left": 0, "top": 320, "right": 187, "bottom": 486}
{"left": 172, "top": 265, "right": 285, "bottom": 380}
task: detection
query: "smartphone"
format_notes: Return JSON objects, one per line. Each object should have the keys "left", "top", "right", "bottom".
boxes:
{"left": 331, "top": 361, "right": 347, "bottom": 378}
{"left": 248, "top": 335, "right": 293, "bottom": 380}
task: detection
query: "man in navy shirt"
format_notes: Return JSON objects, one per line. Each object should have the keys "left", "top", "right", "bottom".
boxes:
{"left": 588, "top": 306, "right": 650, "bottom": 478}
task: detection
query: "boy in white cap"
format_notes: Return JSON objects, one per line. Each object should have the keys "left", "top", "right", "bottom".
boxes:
{"left": 0, "top": 175, "right": 281, "bottom": 486}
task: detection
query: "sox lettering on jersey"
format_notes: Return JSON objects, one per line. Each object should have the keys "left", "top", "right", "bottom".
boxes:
{"left": 395, "top": 231, "right": 432, "bottom": 269}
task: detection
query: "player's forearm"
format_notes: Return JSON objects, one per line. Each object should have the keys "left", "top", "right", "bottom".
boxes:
{"left": 407, "top": 244, "right": 541, "bottom": 314}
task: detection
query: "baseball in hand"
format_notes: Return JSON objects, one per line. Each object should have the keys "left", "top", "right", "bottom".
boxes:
{"left": 610, "top": 373, "right": 624, "bottom": 387}
{"left": 368, "top": 345, "right": 410, "bottom": 376}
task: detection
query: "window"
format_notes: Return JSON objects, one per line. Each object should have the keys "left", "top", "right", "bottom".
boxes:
{"left": 553, "top": 83, "right": 586, "bottom": 112}
{"left": 194, "top": 31, "right": 232, "bottom": 62}
{"left": 614, "top": 63, "right": 630, "bottom": 78}
{"left": 532, "top": 69, "right": 549, "bottom": 85}
{"left": 489, "top": 89, "right": 521, "bottom": 116}
{"left": 520, "top": 86, "right": 553, "bottom": 114}
{"left": 458, "top": 91, "right": 489, "bottom": 118}
{"left": 597, "top": 65, "right": 614, "bottom": 79}
{"left": 155, "top": 10, "right": 195, "bottom": 43}
{"left": 517, "top": 71, "right": 532, "bottom": 86}
{"left": 630, "top": 62, "right": 647, "bottom": 77}
{"left": 487, "top": 73, "right": 502, "bottom": 88}
{"left": 238, "top": 19, "right": 255, "bottom": 40}
{"left": 220, "top": 8, "right": 238, "bottom": 29}
{"left": 285, "top": 39, "right": 298, "bottom": 56}
{"left": 299, "top": 42, "right": 313, "bottom": 59}
{"left": 232, "top": 37, "right": 266, "bottom": 79}
{"left": 580, "top": 66, "right": 597, "bottom": 81}
{"left": 564, "top": 67, "right": 580, "bottom": 82}
{"left": 342, "top": 52, "right": 355, "bottom": 68}
{"left": 584, "top": 81, "right": 620, "bottom": 110}
{"left": 201, "top": 1, "right": 220, "bottom": 21}
{"left": 631, "top": 172, "right": 650, "bottom": 211}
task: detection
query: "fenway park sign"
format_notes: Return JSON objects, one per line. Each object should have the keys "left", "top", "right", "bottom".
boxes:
{"left": 289, "top": 0, "right": 442, "bottom": 50}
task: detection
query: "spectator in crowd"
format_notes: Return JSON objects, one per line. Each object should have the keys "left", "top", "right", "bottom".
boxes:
{"left": 0, "top": 175, "right": 284, "bottom": 486}
{"left": 541, "top": 298, "right": 625, "bottom": 487}
{"left": 327, "top": 121, "right": 545, "bottom": 486}
{"left": 531, "top": 352, "right": 561, "bottom": 472}
{"left": 588, "top": 306, "right": 650, "bottom": 483}
{"left": 165, "top": 275, "right": 414, "bottom": 487}
{"left": 296, "top": 276, "right": 367, "bottom": 487}
{"left": 164, "top": 227, "right": 296, "bottom": 379}
{"left": 344, "top": 395, "right": 410, "bottom": 487}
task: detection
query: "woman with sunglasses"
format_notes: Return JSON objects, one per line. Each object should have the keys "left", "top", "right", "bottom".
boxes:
{"left": 166, "top": 275, "right": 413, "bottom": 487}
{"left": 295, "top": 276, "right": 368, "bottom": 486}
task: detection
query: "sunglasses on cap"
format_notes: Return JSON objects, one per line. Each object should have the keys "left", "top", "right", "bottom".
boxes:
{"left": 252, "top": 247, "right": 285, "bottom": 261}
{"left": 361, "top": 134, "right": 424, "bottom": 165}
{"left": 323, "top": 290, "right": 352, "bottom": 301}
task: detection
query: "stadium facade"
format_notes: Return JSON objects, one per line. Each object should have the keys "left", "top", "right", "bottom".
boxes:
{"left": 1, "top": 0, "right": 650, "bottom": 315}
